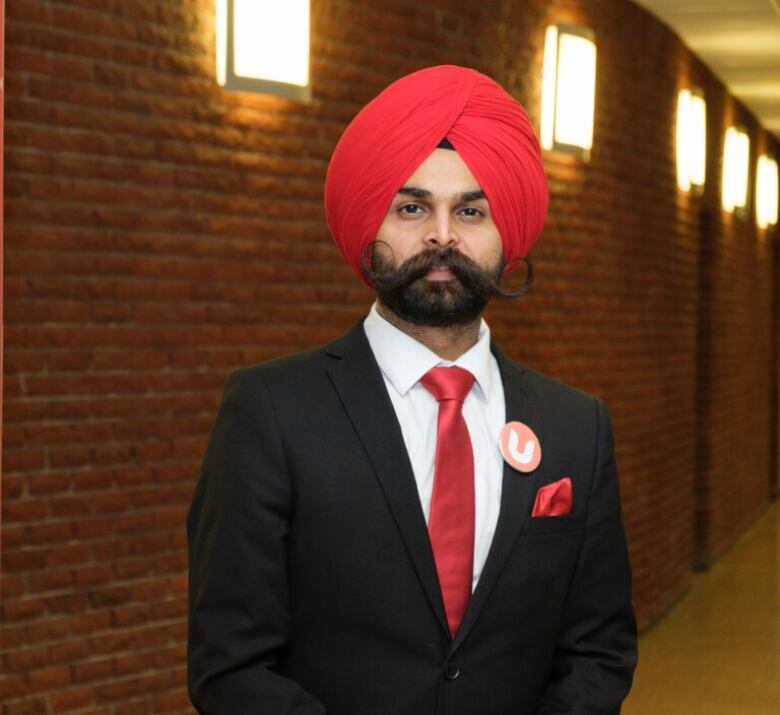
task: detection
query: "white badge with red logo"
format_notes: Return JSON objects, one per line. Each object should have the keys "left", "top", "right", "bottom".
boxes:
{"left": 499, "top": 421, "right": 541, "bottom": 473}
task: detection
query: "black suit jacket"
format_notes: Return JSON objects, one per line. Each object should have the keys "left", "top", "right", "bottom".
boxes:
{"left": 187, "top": 319, "right": 637, "bottom": 714}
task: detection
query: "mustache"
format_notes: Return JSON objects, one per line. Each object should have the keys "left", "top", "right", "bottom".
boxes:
{"left": 359, "top": 242, "right": 533, "bottom": 300}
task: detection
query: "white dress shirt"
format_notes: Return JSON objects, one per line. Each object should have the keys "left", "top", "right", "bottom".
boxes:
{"left": 363, "top": 302, "right": 506, "bottom": 592}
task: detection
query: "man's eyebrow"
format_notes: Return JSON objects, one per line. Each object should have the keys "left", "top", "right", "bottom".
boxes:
{"left": 397, "top": 187, "right": 431, "bottom": 199}
{"left": 396, "top": 186, "right": 487, "bottom": 202}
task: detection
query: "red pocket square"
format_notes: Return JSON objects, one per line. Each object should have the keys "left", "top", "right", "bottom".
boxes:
{"left": 531, "top": 477, "right": 572, "bottom": 517}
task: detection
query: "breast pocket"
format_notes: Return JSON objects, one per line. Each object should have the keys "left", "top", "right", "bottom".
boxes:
{"left": 494, "top": 511, "right": 586, "bottom": 605}
{"left": 518, "top": 511, "right": 585, "bottom": 536}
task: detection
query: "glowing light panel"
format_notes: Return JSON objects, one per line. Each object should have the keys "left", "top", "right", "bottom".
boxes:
{"left": 676, "top": 88, "right": 707, "bottom": 194}
{"left": 756, "top": 155, "right": 778, "bottom": 229}
{"left": 721, "top": 127, "right": 750, "bottom": 214}
{"left": 216, "top": 0, "right": 311, "bottom": 100}
{"left": 541, "top": 24, "right": 597, "bottom": 161}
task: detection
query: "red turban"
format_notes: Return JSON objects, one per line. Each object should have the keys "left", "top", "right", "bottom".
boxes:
{"left": 324, "top": 64, "right": 549, "bottom": 286}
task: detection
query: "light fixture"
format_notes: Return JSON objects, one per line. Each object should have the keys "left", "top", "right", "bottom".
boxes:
{"left": 756, "top": 155, "right": 778, "bottom": 229}
{"left": 721, "top": 126, "right": 750, "bottom": 215}
{"left": 216, "top": 0, "right": 311, "bottom": 101}
{"left": 541, "top": 23, "right": 597, "bottom": 161}
{"left": 676, "top": 88, "right": 706, "bottom": 194}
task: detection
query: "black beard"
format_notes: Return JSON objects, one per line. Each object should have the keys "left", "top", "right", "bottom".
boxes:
{"left": 366, "top": 245, "right": 505, "bottom": 327}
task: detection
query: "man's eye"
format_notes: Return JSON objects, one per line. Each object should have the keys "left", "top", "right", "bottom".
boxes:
{"left": 460, "top": 207, "right": 483, "bottom": 217}
{"left": 400, "top": 204, "right": 423, "bottom": 215}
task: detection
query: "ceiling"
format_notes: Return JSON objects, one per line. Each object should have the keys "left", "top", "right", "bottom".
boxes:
{"left": 631, "top": 0, "right": 780, "bottom": 140}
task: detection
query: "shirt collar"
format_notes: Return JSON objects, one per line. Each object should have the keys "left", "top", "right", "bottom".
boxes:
{"left": 363, "top": 302, "right": 494, "bottom": 401}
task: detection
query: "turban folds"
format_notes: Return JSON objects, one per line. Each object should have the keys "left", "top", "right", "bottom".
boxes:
{"left": 324, "top": 64, "right": 549, "bottom": 285}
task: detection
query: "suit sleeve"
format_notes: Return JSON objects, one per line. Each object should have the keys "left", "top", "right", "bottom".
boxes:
{"left": 187, "top": 367, "right": 327, "bottom": 714}
{"left": 537, "top": 397, "right": 638, "bottom": 715}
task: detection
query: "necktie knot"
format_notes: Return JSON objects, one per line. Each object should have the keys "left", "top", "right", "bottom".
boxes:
{"left": 420, "top": 366, "right": 475, "bottom": 404}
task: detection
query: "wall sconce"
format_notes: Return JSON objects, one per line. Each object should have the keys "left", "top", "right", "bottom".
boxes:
{"left": 721, "top": 126, "right": 750, "bottom": 215}
{"left": 756, "top": 155, "right": 778, "bottom": 229}
{"left": 541, "top": 23, "right": 597, "bottom": 161}
{"left": 216, "top": 0, "right": 311, "bottom": 101}
{"left": 676, "top": 88, "right": 706, "bottom": 195}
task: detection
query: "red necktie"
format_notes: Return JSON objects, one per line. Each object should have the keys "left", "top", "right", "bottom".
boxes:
{"left": 420, "top": 366, "right": 475, "bottom": 637}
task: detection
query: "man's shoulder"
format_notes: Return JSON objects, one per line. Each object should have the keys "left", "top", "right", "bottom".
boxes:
{"left": 220, "top": 321, "right": 366, "bottom": 395}
{"left": 498, "top": 351, "right": 605, "bottom": 414}
{"left": 225, "top": 344, "right": 332, "bottom": 393}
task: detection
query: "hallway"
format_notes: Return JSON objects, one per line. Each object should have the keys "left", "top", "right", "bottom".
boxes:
{"left": 623, "top": 502, "right": 779, "bottom": 714}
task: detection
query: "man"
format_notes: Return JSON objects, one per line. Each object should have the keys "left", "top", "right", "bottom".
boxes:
{"left": 187, "top": 65, "right": 637, "bottom": 714}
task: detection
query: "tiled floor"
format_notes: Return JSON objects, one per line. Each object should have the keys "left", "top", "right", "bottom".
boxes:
{"left": 623, "top": 501, "right": 779, "bottom": 715}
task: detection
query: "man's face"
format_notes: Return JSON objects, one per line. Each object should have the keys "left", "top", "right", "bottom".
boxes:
{"left": 372, "top": 148, "right": 504, "bottom": 327}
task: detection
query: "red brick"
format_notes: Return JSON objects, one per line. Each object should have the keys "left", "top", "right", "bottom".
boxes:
{"left": 0, "top": 618, "right": 70, "bottom": 648}
{"left": 45, "top": 592, "right": 90, "bottom": 615}
{"left": 75, "top": 517, "right": 114, "bottom": 538}
{"left": 26, "top": 664, "right": 71, "bottom": 690}
{"left": 6, "top": 0, "right": 52, "bottom": 23}
{"left": 48, "top": 638, "right": 93, "bottom": 666}
{"left": 50, "top": 685, "right": 96, "bottom": 712}
{"left": 113, "top": 698, "right": 151, "bottom": 715}
{"left": 1, "top": 574, "right": 27, "bottom": 599}
{"left": 150, "top": 687, "right": 190, "bottom": 711}
{"left": 48, "top": 542, "right": 93, "bottom": 567}
{"left": 0, "top": 674, "right": 28, "bottom": 699}
{"left": 3, "top": 548, "right": 49, "bottom": 572}
{"left": 3, "top": 499, "right": 49, "bottom": 523}
{"left": 24, "top": 520, "right": 75, "bottom": 545}
{"left": 111, "top": 560, "right": 148, "bottom": 581}
{"left": 2, "top": 449, "right": 46, "bottom": 472}
{"left": 87, "top": 584, "right": 133, "bottom": 609}
{"left": 4, "top": 697, "right": 48, "bottom": 715}
{"left": 27, "top": 568, "right": 74, "bottom": 593}
{"left": 74, "top": 564, "right": 114, "bottom": 587}
{"left": 72, "top": 658, "right": 113, "bottom": 684}
{"left": 70, "top": 610, "right": 113, "bottom": 636}
{"left": 27, "top": 472, "right": 71, "bottom": 494}
{"left": 112, "top": 653, "right": 149, "bottom": 677}
{"left": 4, "top": 645, "right": 50, "bottom": 672}
{"left": 49, "top": 447, "right": 92, "bottom": 469}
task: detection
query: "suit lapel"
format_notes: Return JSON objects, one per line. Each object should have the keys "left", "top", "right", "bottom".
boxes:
{"left": 449, "top": 343, "right": 547, "bottom": 654}
{"left": 325, "top": 320, "right": 450, "bottom": 637}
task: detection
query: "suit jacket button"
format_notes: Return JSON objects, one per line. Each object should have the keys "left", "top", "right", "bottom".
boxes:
{"left": 444, "top": 662, "right": 460, "bottom": 680}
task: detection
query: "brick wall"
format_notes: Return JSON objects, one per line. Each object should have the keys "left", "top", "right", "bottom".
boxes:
{"left": 694, "top": 89, "right": 778, "bottom": 566}
{"left": 2, "top": 0, "right": 778, "bottom": 712}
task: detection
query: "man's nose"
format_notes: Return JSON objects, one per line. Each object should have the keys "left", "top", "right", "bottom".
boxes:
{"left": 423, "top": 209, "right": 459, "bottom": 249}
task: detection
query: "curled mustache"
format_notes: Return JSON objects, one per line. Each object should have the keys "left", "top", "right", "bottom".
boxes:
{"left": 360, "top": 242, "right": 533, "bottom": 300}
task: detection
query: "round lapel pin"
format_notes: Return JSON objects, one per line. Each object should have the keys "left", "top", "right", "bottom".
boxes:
{"left": 499, "top": 421, "right": 541, "bottom": 473}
